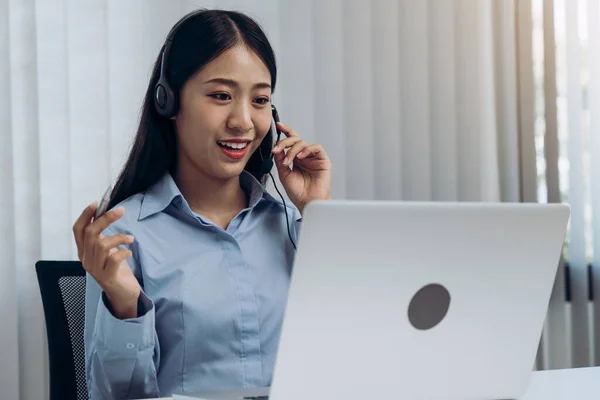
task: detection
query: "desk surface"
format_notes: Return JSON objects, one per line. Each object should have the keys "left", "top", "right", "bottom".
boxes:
{"left": 152, "top": 366, "right": 600, "bottom": 399}
{"left": 521, "top": 366, "right": 600, "bottom": 399}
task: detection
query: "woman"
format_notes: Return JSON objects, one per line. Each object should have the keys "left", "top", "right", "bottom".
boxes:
{"left": 72, "top": 9, "right": 332, "bottom": 399}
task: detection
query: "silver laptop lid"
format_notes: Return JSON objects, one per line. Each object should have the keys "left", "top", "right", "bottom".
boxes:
{"left": 269, "top": 201, "right": 569, "bottom": 400}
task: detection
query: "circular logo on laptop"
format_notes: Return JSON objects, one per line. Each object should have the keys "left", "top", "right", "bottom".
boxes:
{"left": 408, "top": 283, "right": 451, "bottom": 330}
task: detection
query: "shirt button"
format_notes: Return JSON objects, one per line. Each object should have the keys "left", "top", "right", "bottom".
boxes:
{"left": 126, "top": 343, "right": 135, "bottom": 349}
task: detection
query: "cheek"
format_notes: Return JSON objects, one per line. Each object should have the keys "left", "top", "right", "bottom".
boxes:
{"left": 177, "top": 104, "right": 220, "bottom": 144}
{"left": 256, "top": 116, "right": 272, "bottom": 141}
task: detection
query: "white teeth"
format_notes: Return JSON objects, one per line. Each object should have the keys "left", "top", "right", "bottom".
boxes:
{"left": 217, "top": 141, "right": 248, "bottom": 150}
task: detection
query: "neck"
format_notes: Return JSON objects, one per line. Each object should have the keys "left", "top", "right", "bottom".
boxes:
{"left": 174, "top": 164, "right": 247, "bottom": 217}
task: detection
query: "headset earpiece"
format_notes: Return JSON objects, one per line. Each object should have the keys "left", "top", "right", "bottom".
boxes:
{"left": 258, "top": 125, "right": 275, "bottom": 174}
{"left": 154, "top": 43, "right": 179, "bottom": 118}
{"left": 257, "top": 105, "right": 282, "bottom": 174}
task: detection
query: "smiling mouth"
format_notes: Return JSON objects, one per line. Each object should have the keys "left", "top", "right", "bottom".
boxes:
{"left": 217, "top": 140, "right": 251, "bottom": 160}
{"left": 216, "top": 140, "right": 250, "bottom": 150}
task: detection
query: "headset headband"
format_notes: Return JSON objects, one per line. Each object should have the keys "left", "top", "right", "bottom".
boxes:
{"left": 154, "top": 10, "right": 205, "bottom": 118}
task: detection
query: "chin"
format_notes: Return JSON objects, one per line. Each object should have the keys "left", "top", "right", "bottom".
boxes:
{"left": 213, "top": 163, "right": 247, "bottom": 180}
{"left": 210, "top": 143, "right": 261, "bottom": 180}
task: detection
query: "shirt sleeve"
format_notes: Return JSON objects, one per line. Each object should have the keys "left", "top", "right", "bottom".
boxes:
{"left": 84, "top": 226, "right": 161, "bottom": 399}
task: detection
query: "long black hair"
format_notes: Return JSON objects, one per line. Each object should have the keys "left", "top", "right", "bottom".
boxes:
{"left": 108, "top": 9, "right": 277, "bottom": 209}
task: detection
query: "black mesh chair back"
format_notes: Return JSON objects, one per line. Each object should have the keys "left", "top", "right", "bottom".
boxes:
{"left": 36, "top": 260, "right": 88, "bottom": 400}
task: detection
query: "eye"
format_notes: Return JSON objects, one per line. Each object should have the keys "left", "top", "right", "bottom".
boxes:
{"left": 209, "top": 93, "right": 231, "bottom": 101}
{"left": 254, "top": 97, "right": 270, "bottom": 105}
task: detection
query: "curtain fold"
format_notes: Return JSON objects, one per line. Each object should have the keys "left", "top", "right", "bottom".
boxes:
{"left": 587, "top": 0, "right": 600, "bottom": 368}
{"left": 0, "top": 0, "right": 19, "bottom": 398}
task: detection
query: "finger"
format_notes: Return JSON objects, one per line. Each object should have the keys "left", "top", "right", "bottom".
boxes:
{"left": 85, "top": 207, "right": 125, "bottom": 239}
{"left": 297, "top": 144, "right": 326, "bottom": 159}
{"left": 97, "top": 234, "right": 135, "bottom": 257}
{"left": 86, "top": 235, "right": 129, "bottom": 276}
{"left": 104, "top": 248, "right": 133, "bottom": 276}
{"left": 73, "top": 201, "right": 99, "bottom": 260}
{"left": 83, "top": 207, "right": 125, "bottom": 269}
{"left": 272, "top": 136, "right": 302, "bottom": 154}
{"left": 274, "top": 149, "right": 292, "bottom": 180}
{"left": 275, "top": 122, "right": 299, "bottom": 138}
{"left": 283, "top": 141, "right": 308, "bottom": 166}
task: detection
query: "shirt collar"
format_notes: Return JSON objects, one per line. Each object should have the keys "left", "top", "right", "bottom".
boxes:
{"left": 138, "top": 170, "right": 266, "bottom": 221}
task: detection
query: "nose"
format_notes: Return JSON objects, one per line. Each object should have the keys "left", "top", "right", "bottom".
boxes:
{"left": 226, "top": 102, "right": 253, "bottom": 133}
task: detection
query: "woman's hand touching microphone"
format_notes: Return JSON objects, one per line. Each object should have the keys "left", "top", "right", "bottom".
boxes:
{"left": 272, "top": 122, "right": 332, "bottom": 214}
{"left": 73, "top": 203, "right": 141, "bottom": 319}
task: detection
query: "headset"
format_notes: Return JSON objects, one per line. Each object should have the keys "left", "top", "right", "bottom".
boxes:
{"left": 153, "top": 10, "right": 297, "bottom": 250}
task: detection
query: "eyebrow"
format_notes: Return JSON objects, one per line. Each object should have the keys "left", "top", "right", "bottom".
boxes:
{"left": 202, "top": 77, "right": 271, "bottom": 90}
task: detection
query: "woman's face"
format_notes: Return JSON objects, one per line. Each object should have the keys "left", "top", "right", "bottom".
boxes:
{"left": 174, "top": 45, "right": 273, "bottom": 181}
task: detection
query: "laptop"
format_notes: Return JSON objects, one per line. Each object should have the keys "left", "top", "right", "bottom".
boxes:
{"left": 174, "top": 200, "right": 570, "bottom": 400}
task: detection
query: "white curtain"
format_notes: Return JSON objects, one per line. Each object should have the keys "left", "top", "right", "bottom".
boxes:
{"left": 0, "top": 0, "right": 524, "bottom": 398}
{"left": 536, "top": 0, "right": 600, "bottom": 371}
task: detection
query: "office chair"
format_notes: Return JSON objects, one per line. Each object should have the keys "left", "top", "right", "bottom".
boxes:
{"left": 36, "top": 260, "right": 88, "bottom": 400}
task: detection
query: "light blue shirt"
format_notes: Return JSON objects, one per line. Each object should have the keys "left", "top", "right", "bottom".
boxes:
{"left": 84, "top": 171, "right": 301, "bottom": 399}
